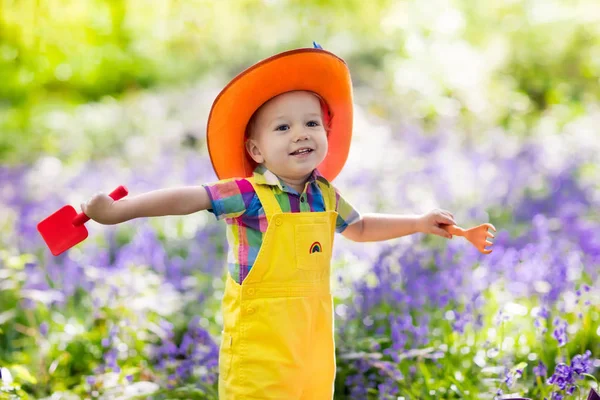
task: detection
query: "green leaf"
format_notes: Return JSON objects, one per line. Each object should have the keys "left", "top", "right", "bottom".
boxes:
{"left": 9, "top": 365, "right": 37, "bottom": 385}
{"left": 418, "top": 363, "right": 433, "bottom": 391}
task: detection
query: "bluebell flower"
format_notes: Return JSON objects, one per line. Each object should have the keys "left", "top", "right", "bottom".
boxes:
{"left": 39, "top": 322, "right": 49, "bottom": 336}
{"left": 552, "top": 318, "right": 568, "bottom": 347}
{"left": 547, "top": 363, "right": 574, "bottom": 390}
{"left": 570, "top": 350, "right": 592, "bottom": 375}
{"left": 534, "top": 361, "right": 547, "bottom": 377}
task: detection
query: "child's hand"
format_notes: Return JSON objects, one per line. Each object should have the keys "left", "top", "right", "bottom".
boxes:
{"left": 417, "top": 209, "right": 456, "bottom": 239}
{"left": 81, "top": 193, "right": 121, "bottom": 225}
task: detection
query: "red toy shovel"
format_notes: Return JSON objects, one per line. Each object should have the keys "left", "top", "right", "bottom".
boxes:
{"left": 37, "top": 186, "right": 128, "bottom": 256}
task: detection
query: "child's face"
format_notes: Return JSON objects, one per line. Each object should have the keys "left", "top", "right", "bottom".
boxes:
{"left": 245, "top": 91, "right": 328, "bottom": 181}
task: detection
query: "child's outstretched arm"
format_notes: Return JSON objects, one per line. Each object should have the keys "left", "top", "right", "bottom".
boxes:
{"left": 341, "top": 209, "right": 456, "bottom": 242}
{"left": 81, "top": 186, "right": 211, "bottom": 225}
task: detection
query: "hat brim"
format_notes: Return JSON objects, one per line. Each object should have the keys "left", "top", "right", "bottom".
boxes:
{"left": 206, "top": 48, "right": 353, "bottom": 181}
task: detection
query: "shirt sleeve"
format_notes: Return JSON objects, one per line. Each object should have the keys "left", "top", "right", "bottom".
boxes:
{"left": 202, "top": 178, "right": 256, "bottom": 220}
{"left": 333, "top": 186, "right": 361, "bottom": 233}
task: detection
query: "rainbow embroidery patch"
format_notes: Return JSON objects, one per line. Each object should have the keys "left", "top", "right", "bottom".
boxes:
{"left": 309, "top": 241, "right": 322, "bottom": 254}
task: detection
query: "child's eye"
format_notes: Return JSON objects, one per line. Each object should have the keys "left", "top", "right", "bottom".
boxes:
{"left": 275, "top": 124, "right": 289, "bottom": 131}
{"left": 306, "top": 120, "right": 320, "bottom": 127}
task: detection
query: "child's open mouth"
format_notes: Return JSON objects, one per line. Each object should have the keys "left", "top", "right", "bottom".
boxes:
{"left": 290, "top": 148, "right": 314, "bottom": 157}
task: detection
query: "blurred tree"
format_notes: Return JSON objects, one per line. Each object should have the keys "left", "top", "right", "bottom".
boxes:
{"left": 0, "top": 0, "right": 599, "bottom": 163}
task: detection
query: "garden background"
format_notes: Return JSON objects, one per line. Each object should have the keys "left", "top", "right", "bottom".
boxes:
{"left": 1, "top": 0, "right": 599, "bottom": 399}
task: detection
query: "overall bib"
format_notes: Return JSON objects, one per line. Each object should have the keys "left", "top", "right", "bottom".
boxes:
{"left": 218, "top": 177, "right": 338, "bottom": 399}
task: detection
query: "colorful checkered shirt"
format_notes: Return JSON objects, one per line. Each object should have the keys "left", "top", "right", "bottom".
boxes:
{"left": 203, "top": 165, "right": 361, "bottom": 284}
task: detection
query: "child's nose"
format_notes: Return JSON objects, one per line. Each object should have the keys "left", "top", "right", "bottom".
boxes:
{"left": 293, "top": 130, "right": 310, "bottom": 142}
{"left": 294, "top": 129, "right": 310, "bottom": 143}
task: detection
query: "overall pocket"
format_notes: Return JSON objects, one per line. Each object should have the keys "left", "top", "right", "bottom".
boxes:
{"left": 295, "top": 224, "right": 332, "bottom": 271}
{"left": 219, "top": 331, "right": 233, "bottom": 379}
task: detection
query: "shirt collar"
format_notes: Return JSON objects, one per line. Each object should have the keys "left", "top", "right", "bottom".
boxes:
{"left": 252, "top": 164, "right": 327, "bottom": 193}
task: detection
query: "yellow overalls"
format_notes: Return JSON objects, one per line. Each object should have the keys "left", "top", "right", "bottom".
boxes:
{"left": 218, "top": 177, "right": 338, "bottom": 399}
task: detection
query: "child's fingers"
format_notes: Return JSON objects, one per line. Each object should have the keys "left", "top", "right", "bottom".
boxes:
{"left": 433, "top": 226, "right": 452, "bottom": 239}
{"left": 441, "top": 210, "right": 454, "bottom": 219}
{"left": 437, "top": 214, "right": 456, "bottom": 226}
{"left": 442, "top": 212, "right": 455, "bottom": 223}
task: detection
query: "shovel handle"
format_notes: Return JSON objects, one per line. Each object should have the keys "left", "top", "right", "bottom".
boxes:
{"left": 72, "top": 185, "right": 129, "bottom": 226}
{"left": 441, "top": 224, "right": 465, "bottom": 236}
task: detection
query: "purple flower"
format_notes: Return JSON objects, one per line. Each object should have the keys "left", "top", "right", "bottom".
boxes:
{"left": 176, "top": 363, "right": 189, "bottom": 380}
{"left": 504, "top": 370, "right": 514, "bottom": 387}
{"left": 570, "top": 350, "right": 592, "bottom": 375}
{"left": 548, "top": 363, "right": 574, "bottom": 390}
{"left": 534, "top": 361, "right": 547, "bottom": 377}
{"left": 552, "top": 318, "right": 568, "bottom": 347}
{"left": 167, "top": 374, "right": 177, "bottom": 389}
{"left": 104, "top": 348, "right": 119, "bottom": 369}
{"left": 552, "top": 392, "right": 564, "bottom": 400}
{"left": 39, "top": 322, "right": 49, "bottom": 336}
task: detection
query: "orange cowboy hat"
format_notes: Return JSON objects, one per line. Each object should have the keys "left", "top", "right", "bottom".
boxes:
{"left": 206, "top": 43, "right": 353, "bottom": 181}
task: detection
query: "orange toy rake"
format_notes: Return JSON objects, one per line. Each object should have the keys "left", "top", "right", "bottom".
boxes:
{"left": 442, "top": 223, "right": 497, "bottom": 254}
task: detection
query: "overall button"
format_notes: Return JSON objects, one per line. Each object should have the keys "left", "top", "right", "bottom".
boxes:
{"left": 247, "top": 288, "right": 255, "bottom": 296}
{"left": 246, "top": 307, "right": 255, "bottom": 315}
{"left": 275, "top": 217, "right": 283, "bottom": 226}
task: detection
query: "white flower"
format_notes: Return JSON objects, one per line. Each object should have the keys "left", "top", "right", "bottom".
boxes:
{"left": 0, "top": 367, "right": 13, "bottom": 384}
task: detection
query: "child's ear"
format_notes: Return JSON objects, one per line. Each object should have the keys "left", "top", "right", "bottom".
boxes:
{"left": 245, "top": 139, "right": 264, "bottom": 164}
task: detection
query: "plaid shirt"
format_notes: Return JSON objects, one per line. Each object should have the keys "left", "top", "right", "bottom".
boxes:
{"left": 203, "top": 165, "right": 361, "bottom": 284}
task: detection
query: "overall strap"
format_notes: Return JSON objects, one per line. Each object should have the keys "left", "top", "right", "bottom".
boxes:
{"left": 317, "top": 180, "right": 337, "bottom": 213}
{"left": 247, "top": 177, "right": 282, "bottom": 221}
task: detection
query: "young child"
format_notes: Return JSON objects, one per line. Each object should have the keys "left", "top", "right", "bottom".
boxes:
{"left": 81, "top": 44, "right": 457, "bottom": 399}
